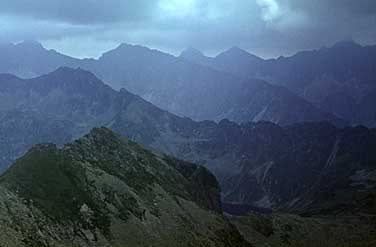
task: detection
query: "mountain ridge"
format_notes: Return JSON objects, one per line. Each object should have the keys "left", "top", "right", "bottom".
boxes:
{"left": 0, "top": 41, "right": 344, "bottom": 126}
{"left": 182, "top": 41, "right": 376, "bottom": 127}
{"left": 0, "top": 66, "right": 372, "bottom": 216}
{"left": 0, "top": 127, "right": 251, "bottom": 246}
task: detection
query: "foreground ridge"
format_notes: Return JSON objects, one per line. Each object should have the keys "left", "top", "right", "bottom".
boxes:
{"left": 0, "top": 127, "right": 250, "bottom": 247}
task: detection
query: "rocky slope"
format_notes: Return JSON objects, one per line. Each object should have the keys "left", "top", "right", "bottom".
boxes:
{"left": 0, "top": 67, "right": 339, "bottom": 171}
{"left": 0, "top": 127, "right": 250, "bottom": 246}
{"left": 109, "top": 101, "right": 376, "bottom": 216}
{"left": 0, "top": 41, "right": 342, "bottom": 126}
{"left": 221, "top": 123, "right": 376, "bottom": 215}
{"left": 229, "top": 212, "right": 376, "bottom": 247}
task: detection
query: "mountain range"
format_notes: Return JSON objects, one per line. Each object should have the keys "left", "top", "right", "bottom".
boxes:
{"left": 180, "top": 41, "right": 376, "bottom": 127}
{"left": 0, "top": 67, "right": 375, "bottom": 216}
{"left": 3, "top": 40, "right": 376, "bottom": 128}
{"left": 0, "top": 44, "right": 375, "bottom": 246}
{"left": 0, "top": 40, "right": 343, "bottom": 126}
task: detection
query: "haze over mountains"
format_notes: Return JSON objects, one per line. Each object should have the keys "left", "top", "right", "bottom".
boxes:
{"left": 3, "top": 40, "right": 376, "bottom": 127}
{"left": 0, "top": 40, "right": 344, "bottom": 126}
{"left": 0, "top": 67, "right": 374, "bottom": 215}
{"left": 0, "top": 39, "right": 375, "bottom": 246}
{"left": 0, "top": 64, "right": 376, "bottom": 246}
{"left": 1, "top": 0, "right": 376, "bottom": 245}
{"left": 181, "top": 41, "right": 376, "bottom": 127}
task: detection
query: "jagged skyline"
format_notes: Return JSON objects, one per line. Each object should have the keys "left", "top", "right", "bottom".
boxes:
{"left": 0, "top": 3, "right": 375, "bottom": 244}
{"left": 0, "top": 0, "right": 375, "bottom": 58}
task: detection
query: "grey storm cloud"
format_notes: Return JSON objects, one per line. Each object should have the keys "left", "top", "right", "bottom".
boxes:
{"left": 0, "top": 0, "right": 156, "bottom": 24}
{"left": 0, "top": 0, "right": 375, "bottom": 58}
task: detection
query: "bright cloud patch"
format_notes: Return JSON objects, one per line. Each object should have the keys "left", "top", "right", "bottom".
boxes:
{"left": 256, "top": 0, "right": 282, "bottom": 21}
{"left": 158, "top": 0, "right": 199, "bottom": 18}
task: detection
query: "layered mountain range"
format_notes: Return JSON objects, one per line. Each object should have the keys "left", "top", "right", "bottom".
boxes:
{"left": 3, "top": 40, "right": 375, "bottom": 127}
{"left": 0, "top": 40, "right": 375, "bottom": 246}
{"left": 180, "top": 41, "right": 376, "bottom": 127}
{"left": 0, "top": 41, "right": 343, "bottom": 126}
{"left": 0, "top": 67, "right": 375, "bottom": 217}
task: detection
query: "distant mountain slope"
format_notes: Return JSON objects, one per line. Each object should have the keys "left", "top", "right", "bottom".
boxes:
{"left": 0, "top": 110, "right": 79, "bottom": 168}
{"left": 222, "top": 123, "right": 376, "bottom": 215}
{"left": 0, "top": 41, "right": 78, "bottom": 78}
{"left": 0, "top": 68, "right": 373, "bottom": 216}
{"left": 181, "top": 42, "right": 376, "bottom": 127}
{"left": 180, "top": 46, "right": 264, "bottom": 79}
{"left": 0, "top": 128, "right": 250, "bottom": 246}
{"left": 0, "top": 41, "right": 342, "bottom": 126}
{"left": 179, "top": 47, "right": 213, "bottom": 66}
{"left": 260, "top": 41, "right": 376, "bottom": 95}
{"left": 83, "top": 43, "right": 341, "bottom": 125}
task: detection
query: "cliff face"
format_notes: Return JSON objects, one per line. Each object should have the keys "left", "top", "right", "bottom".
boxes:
{"left": 0, "top": 128, "right": 250, "bottom": 247}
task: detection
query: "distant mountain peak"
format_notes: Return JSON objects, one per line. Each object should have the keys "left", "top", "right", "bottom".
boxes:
{"left": 116, "top": 42, "right": 135, "bottom": 49}
{"left": 180, "top": 47, "right": 206, "bottom": 59}
{"left": 115, "top": 43, "right": 150, "bottom": 52}
{"left": 16, "top": 40, "right": 45, "bottom": 50}
{"left": 100, "top": 42, "right": 171, "bottom": 60}
{"left": 51, "top": 66, "right": 95, "bottom": 77}
{"left": 38, "top": 66, "right": 106, "bottom": 91}
{"left": 217, "top": 46, "right": 262, "bottom": 61}
{"left": 229, "top": 46, "right": 246, "bottom": 52}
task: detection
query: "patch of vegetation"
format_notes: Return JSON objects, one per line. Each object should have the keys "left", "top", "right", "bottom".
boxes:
{"left": 0, "top": 128, "right": 247, "bottom": 247}
{"left": 0, "top": 145, "right": 111, "bottom": 237}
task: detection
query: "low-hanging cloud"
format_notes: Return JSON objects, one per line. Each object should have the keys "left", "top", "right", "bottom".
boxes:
{"left": 0, "top": 0, "right": 156, "bottom": 24}
{"left": 0, "top": 0, "right": 375, "bottom": 58}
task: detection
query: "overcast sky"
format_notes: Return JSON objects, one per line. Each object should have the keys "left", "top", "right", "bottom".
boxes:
{"left": 0, "top": 0, "right": 375, "bottom": 58}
